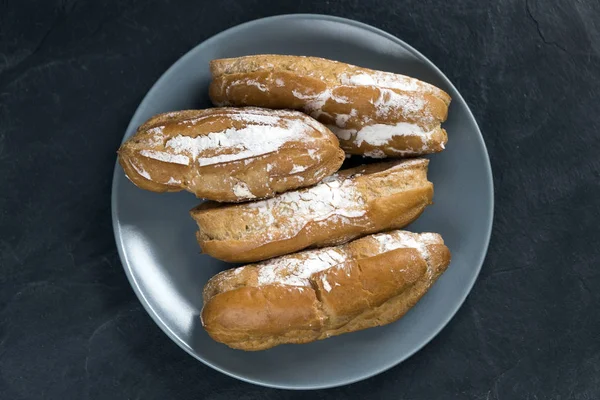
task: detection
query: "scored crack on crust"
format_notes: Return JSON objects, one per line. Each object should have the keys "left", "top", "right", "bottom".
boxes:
{"left": 209, "top": 55, "right": 451, "bottom": 158}
{"left": 117, "top": 107, "right": 345, "bottom": 202}
{"left": 201, "top": 230, "right": 452, "bottom": 351}
{"left": 190, "top": 158, "right": 434, "bottom": 263}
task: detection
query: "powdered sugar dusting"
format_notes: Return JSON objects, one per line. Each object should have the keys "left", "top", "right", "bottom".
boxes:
{"left": 253, "top": 229, "right": 443, "bottom": 288}
{"left": 257, "top": 247, "right": 348, "bottom": 286}
{"left": 373, "top": 89, "right": 428, "bottom": 120}
{"left": 131, "top": 162, "right": 151, "bottom": 180}
{"left": 165, "top": 118, "right": 316, "bottom": 167}
{"left": 139, "top": 150, "right": 190, "bottom": 165}
{"left": 245, "top": 174, "right": 366, "bottom": 241}
{"left": 321, "top": 275, "right": 332, "bottom": 292}
{"left": 328, "top": 122, "right": 438, "bottom": 154}
{"left": 363, "top": 149, "right": 386, "bottom": 158}
{"left": 291, "top": 89, "right": 314, "bottom": 100}
{"left": 353, "top": 122, "right": 433, "bottom": 147}
{"left": 290, "top": 164, "right": 309, "bottom": 174}
{"left": 330, "top": 127, "right": 354, "bottom": 141}
{"left": 335, "top": 109, "right": 358, "bottom": 128}
{"left": 244, "top": 79, "right": 268, "bottom": 92}
{"left": 227, "top": 79, "right": 268, "bottom": 93}
{"left": 229, "top": 113, "right": 280, "bottom": 125}
{"left": 146, "top": 126, "right": 166, "bottom": 146}
{"left": 340, "top": 71, "right": 421, "bottom": 92}
{"left": 372, "top": 231, "right": 441, "bottom": 261}
{"left": 147, "top": 126, "right": 165, "bottom": 136}
{"left": 372, "top": 231, "right": 442, "bottom": 279}
{"left": 285, "top": 79, "right": 432, "bottom": 132}
{"left": 419, "top": 232, "right": 443, "bottom": 244}
{"left": 291, "top": 89, "right": 350, "bottom": 117}
{"left": 232, "top": 182, "right": 256, "bottom": 199}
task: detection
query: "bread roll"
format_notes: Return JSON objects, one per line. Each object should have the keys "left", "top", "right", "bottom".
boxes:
{"left": 118, "top": 107, "right": 345, "bottom": 202}
{"left": 190, "top": 158, "right": 433, "bottom": 262}
{"left": 201, "top": 230, "right": 451, "bottom": 351}
{"left": 209, "top": 55, "right": 451, "bottom": 158}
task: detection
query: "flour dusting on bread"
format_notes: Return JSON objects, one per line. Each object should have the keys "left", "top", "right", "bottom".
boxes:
{"left": 248, "top": 231, "right": 441, "bottom": 288}
{"left": 165, "top": 119, "right": 314, "bottom": 167}
{"left": 339, "top": 72, "right": 421, "bottom": 93}
{"left": 373, "top": 231, "right": 436, "bottom": 258}
{"left": 232, "top": 182, "right": 256, "bottom": 199}
{"left": 191, "top": 158, "right": 434, "bottom": 262}
{"left": 201, "top": 228, "right": 451, "bottom": 350}
{"left": 328, "top": 122, "right": 440, "bottom": 154}
{"left": 118, "top": 107, "right": 344, "bottom": 202}
{"left": 372, "top": 231, "right": 444, "bottom": 279}
{"left": 139, "top": 150, "right": 190, "bottom": 165}
{"left": 246, "top": 174, "right": 366, "bottom": 240}
{"left": 209, "top": 55, "right": 451, "bottom": 158}
{"left": 257, "top": 247, "right": 348, "bottom": 286}
{"left": 130, "top": 162, "right": 151, "bottom": 180}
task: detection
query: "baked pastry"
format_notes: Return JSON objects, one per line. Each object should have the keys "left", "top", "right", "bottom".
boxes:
{"left": 201, "top": 230, "right": 451, "bottom": 351}
{"left": 118, "top": 107, "right": 345, "bottom": 202}
{"left": 190, "top": 158, "right": 433, "bottom": 263}
{"left": 209, "top": 55, "right": 451, "bottom": 158}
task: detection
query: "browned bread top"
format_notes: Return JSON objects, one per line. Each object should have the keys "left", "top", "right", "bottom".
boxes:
{"left": 209, "top": 55, "right": 451, "bottom": 157}
{"left": 210, "top": 55, "right": 450, "bottom": 103}
{"left": 118, "top": 107, "right": 345, "bottom": 202}
{"left": 190, "top": 158, "right": 433, "bottom": 262}
{"left": 201, "top": 230, "right": 451, "bottom": 350}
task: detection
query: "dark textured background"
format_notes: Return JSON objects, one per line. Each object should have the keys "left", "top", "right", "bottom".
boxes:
{"left": 1, "top": 0, "right": 599, "bottom": 399}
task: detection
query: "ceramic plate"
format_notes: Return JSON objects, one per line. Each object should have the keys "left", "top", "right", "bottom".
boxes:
{"left": 112, "top": 14, "right": 494, "bottom": 389}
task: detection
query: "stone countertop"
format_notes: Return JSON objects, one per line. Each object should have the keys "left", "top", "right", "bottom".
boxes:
{"left": 1, "top": 1, "right": 599, "bottom": 399}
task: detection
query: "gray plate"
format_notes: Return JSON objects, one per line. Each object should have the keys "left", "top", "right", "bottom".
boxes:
{"left": 112, "top": 14, "right": 494, "bottom": 390}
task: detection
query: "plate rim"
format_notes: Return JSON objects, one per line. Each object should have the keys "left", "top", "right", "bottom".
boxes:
{"left": 111, "top": 13, "right": 495, "bottom": 390}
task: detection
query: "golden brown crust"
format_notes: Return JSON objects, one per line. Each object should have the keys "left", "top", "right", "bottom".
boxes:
{"left": 118, "top": 107, "right": 345, "bottom": 202}
{"left": 209, "top": 55, "right": 451, "bottom": 157}
{"left": 190, "top": 158, "right": 433, "bottom": 263}
{"left": 201, "top": 230, "right": 451, "bottom": 351}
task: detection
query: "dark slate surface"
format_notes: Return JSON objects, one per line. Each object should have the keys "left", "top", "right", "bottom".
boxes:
{"left": 1, "top": 0, "right": 599, "bottom": 399}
